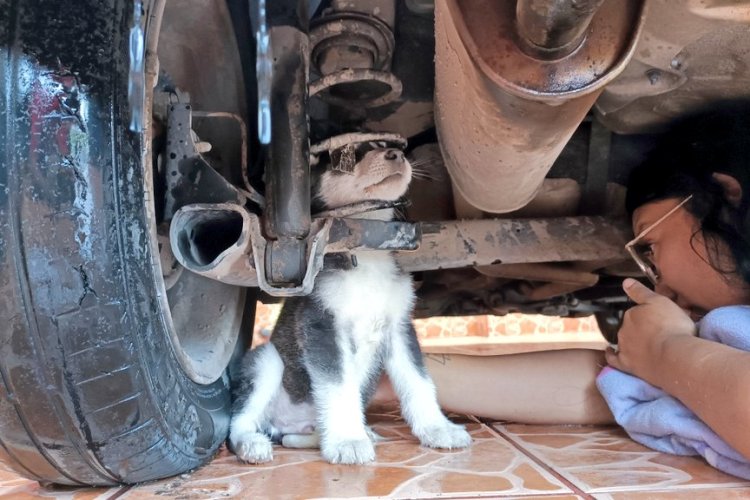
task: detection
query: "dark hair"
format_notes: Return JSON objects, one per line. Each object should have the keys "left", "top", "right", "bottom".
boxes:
{"left": 625, "top": 100, "right": 750, "bottom": 284}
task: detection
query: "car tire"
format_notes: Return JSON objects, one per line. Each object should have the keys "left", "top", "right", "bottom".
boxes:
{"left": 0, "top": 0, "right": 251, "bottom": 486}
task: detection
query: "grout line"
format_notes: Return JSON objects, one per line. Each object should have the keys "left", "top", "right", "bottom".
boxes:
{"left": 105, "top": 485, "right": 132, "bottom": 499}
{"left": 480, "top": 419, "right": 594, "bottom": 500}
{"left": 590, "top": 484, "right": 750, "bottom": 495}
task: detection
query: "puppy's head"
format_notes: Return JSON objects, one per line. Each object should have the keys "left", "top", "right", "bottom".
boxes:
{"left": 314, "top": 141, "right": 412, "bottom": 210}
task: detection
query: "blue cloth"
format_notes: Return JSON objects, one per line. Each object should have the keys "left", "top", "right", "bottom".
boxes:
{"left": 596, "top": 305, "right": 750, "bottom": 480}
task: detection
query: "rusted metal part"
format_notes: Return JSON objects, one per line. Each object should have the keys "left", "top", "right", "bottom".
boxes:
{"left": 394, "top": 216, "right": 630, "bottom": 272}
{"left": 265, "top": 25, "right": 310, "bottom": 241}
{"left": 170, "top": 204, "right": 258, "bottom": 286}
{"left": 434, "top": 0, "right": 646, "bottom": 213}
{"left": 326, "top": 219, "right": 420, "bottom": 252}
{"left": 170, "top": 208, "right": 628, "bottom": 297}
{"left": 310, "top": 12, "right": 395, "bottom": 74}
{"left": 308, "top": 69, "right": 403, "bottom": 108}
{"left": 170, "top": 208, "right": 629, "bottom": 292}
{"left": 266, "top": 239, "right": 310, "bottom": 286}
{"left": 163, "top": 104, "right": 247, "bottom": 219}
{"left": 148, "top": 0, "right": 249, "bottom": 388}
{"left": 515, "top": 0, "right": 607, "bottom": 60}
{"left": 263, "top": 3, "right": 311, "bottom": 286}
{"left": 248, "top": 213, "right": 328, "bottom": 296}
{"left": 169, "top": 203, "right": 421, "bottom": 295}
{"left": 446, "top": 0, "right": 647, "bottom": 97}
{"left": 514, "top": 259, "right": 625, "bottom": 301}
{"left": 475, "top": 262, "right": 599, "bottom": 285}
{"left": 169, "top": 203, "right": 331, "bottom": 295}
{"left": 478, "top": 262, "right": 600, "bottom": 301}
{"left": 595, "top": 0, "right": 750, "bottom": 133}
{"left": 308, "top": 6, "right": 402, "bottom": 108}
{"left": 477, "top": 259, "right": 630, "bottom": 300}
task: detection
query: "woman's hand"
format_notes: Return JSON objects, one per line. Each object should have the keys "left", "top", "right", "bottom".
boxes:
{"left": 605, "top": 278, "right": 697, "bottom": 384}
{"left": 605, "top": 279, "right": 750, "bottom": 460}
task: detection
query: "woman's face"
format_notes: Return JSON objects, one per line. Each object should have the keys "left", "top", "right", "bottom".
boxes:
{"left": 631, "top": 198, "right": 750, "bottom": 320}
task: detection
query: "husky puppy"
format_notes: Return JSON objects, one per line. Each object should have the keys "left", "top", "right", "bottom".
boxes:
{"left": 230, "top": 143, "right": 471, "bottom": 464}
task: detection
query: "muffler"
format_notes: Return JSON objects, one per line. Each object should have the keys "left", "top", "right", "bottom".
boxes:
{"left": 435, "top": 0, "right": 647, "bottom": 213}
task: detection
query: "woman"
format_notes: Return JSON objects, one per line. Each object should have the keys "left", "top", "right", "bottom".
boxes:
{"left": 604, "top": 101, "right": 750, "bottom": 461}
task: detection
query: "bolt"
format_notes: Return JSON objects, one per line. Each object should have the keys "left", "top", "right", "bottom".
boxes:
{"left": 646, "top": 68, "right": 661, "bottom": 85}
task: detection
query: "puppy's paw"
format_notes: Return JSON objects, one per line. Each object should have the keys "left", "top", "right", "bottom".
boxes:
{"left": 232, "top": 432, "right": 274, "bottom": 464}
{"left": 415, "top": 421, "right": 472, "bottom": 449}
{"left": 322, "top": 437, "right": 375, "bottom": 464}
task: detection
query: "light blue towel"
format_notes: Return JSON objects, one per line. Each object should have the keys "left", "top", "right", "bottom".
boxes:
{"left": 596, "top": 305, "right": 750, "bottom": 480}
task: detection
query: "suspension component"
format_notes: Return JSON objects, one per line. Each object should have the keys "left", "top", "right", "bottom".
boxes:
{"left": 169, "top": 203, "right": 420, "bottom": 296}
{"left": 168, "top": 202, "right": 630, "bottom": 297}
{"left": 264, "top": 0, "right": 312, "bottom": 287}
{"left": 308, "top": 1, "right": 402, "bottom": 108}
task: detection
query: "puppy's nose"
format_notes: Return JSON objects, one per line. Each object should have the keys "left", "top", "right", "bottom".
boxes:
{"left": 384, "top": 149, "right": 402, "bottom": 161}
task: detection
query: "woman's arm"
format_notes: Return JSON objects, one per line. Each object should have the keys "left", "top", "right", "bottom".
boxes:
{"left": 372, "top": 349, "right": 615, "bottom": 425}
{"left": 650, "top": 335, "right": 750, "bottom": 460}
{"left": 607, "top": 279, "right": 750, "bottom": 460}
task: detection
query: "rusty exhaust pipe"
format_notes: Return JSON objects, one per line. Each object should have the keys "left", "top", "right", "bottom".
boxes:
{"left": 515, "top": 0, "right": 607, "bottom": 59}
{"left": 434, "top": 0, "right": 647, "bottom": 214}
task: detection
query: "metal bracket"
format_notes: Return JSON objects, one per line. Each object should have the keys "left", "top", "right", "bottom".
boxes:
{"left": 326, "top": 218, "right": 420, "bottom": 253}
{"left": 163, "top": 103, "right": 249, "bottom": 219}
{"left": 249, "top": 216, "right": 332, "bottom": 296}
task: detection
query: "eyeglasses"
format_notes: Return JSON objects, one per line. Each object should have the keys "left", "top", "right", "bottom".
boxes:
{"left": 625, "top": 195, "right": 693, "bottom": 286}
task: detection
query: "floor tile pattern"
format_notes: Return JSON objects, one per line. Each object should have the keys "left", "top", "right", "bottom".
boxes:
{"left": 4, "top": 405, "right": 750, "bottom": 499}
{"left": 496, "top": 423, "right": 750, "bottom": 496}
{"left": 2, "top": 308, "right": 745, "bottom": 498}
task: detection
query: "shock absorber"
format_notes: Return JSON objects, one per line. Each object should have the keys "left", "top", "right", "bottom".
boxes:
{"left": 263, "top": 0, "right": 312, "bottom": 287}
{"left": 308, "top": 0, "right": 402, "bottom": 109}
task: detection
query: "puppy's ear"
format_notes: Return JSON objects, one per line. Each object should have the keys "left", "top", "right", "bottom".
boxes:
{"left": 712, "top": 172, "right": 743, "bottom": 208}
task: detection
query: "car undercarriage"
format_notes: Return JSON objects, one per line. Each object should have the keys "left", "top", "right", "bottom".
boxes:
{"left": 155, "top": 0, "right": 750, "bottom": 327}
{"left": 2, "top": 0, "right": 750, "bottom": 486}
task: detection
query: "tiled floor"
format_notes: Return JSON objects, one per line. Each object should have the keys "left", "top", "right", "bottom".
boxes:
{"left": 2, "top": 314, "right": 746, "bottom": 498}
{"left": 3, "top": 404, "right": 749, "bottom": 499}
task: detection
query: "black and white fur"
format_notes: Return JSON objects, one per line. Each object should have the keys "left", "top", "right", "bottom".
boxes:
{"left": 229, "top": 145, "right": 471, "bottom": 464}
